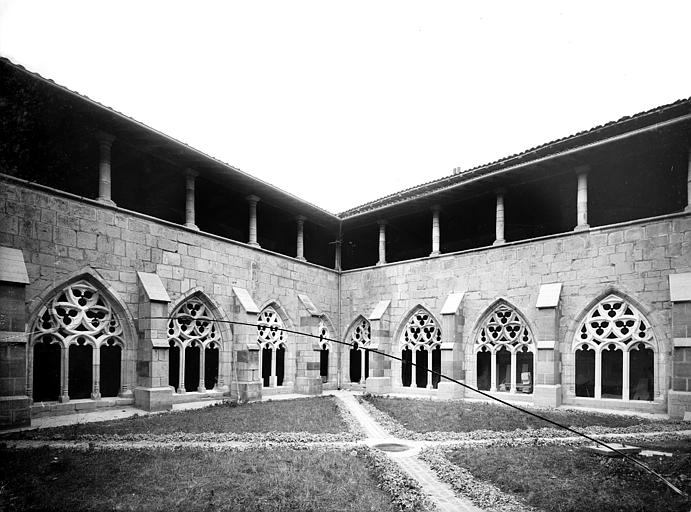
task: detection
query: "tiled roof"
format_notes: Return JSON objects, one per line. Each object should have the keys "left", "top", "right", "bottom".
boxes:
{"left": 338, "top": 97, "right": 691, "bottom": 218}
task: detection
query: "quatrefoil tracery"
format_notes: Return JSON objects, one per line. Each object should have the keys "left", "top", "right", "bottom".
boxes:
{"left": 350, "top": 318, "right": 371, "bottom": 350}
{"left": 401, "top": 309, "right": 441, "bottom": 350}
{"left": 168, "top": 298, "right": 219, "bottom": 349}
{"left": 257, "top": 307, "right": 285, "bottom": 349}
{"left": 32, "top": 281, "right": 124, "bottom": 348}
{"left": 475, "top": 304, "right": 533, "bottom": 353}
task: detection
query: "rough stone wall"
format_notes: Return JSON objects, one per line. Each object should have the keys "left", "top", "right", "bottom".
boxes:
{"left": 0, "top": 178, "right": 340, "bottom": 399}
{"left": 340, "top": 213, "right": 691, "bottom": 411}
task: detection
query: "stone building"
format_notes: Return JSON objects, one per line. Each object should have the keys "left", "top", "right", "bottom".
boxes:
{"left": 1, "top": 57, "right": 690, "bottom": 429}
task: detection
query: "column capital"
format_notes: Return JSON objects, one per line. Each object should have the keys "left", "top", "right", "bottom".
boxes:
{"left": 495, "top": 187, "right": 507, "bottom": 196}
{"left": 377, "top": 219, "right": 388, "bottom": 227}
{"left": 185, "top": 168, "right": 199, "bottom": 179}
{"left": 431, "top": 204, "right": 441, "bottom": 213}
{"left": 574, "top": 164, "right": 591, "bottom": 175}
{"left": 246, "top": 194, "right": 261, "bottom": 204}
{"left": 96, "top": 130, "right": 116, "bottom": 145}
{"left": 296, "top": 214, "right": 307, "bottom": 223}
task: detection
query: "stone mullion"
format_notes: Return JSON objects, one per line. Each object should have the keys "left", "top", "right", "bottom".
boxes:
{"left": 360, "top": 348, "right": 366, "bottom": 385}
{"left": 410, "top": 348, "right": 417, "bottom": 388}
{"left": 426, "top": 348, "right": 433, "bottom": 389}
{"left": 247, "top": 195, "right": 261, "bottom": 247}
{"left": 178, "top": 346, "right": 186, "bottom": 394}
{"left": 622, "top": 349, "right": 630, "bottom": 401}
{"left": 377, "top": 220, "right": 387, "bottom": 265}
{"left": 185, "top": 169, "right": 199, "bottom": 230}
{"left": 493, "top": 189, "right": 505, "bottom": 245}
{"left": 296, "top": 215, "right": 306, "bottom": 261}
{"left": 490, "top": 349, "right": 497, "bottom": 391}
{"left": 198, "top": 344, "right": 206, "bottom": 392}
{"left": 270, "top": 345, "right": 278, "bottom": 387}
{"left": 594, "top": 350, "right": 602, "bottom": 399}
{"left": 430, "top": 206, "right": 440, "bottom": 256}
{"left": 575, "top": 166, "right": 590, "bottom": 230}
{"left": 97, "top": 131, "right": 116, "bottom": 206}
{"left": 509, "top": 350, "right": 517, "bottom": 393}
{"left": 91, "top": 346, "right": 101, "bottom": 399}
{"left": 60, "top": 345, "right": 69, "bottom": 402}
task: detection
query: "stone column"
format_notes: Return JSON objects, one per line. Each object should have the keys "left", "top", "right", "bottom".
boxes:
{"left": 59, "top": 346, "right": 69, "bottom": 402}
{"left": 97, "top": 131, "right": 116, "bottom": 206}
{"left": 430, "top": 206, "right": 441, "bottom": 256}
{"left": 178, "top": 349, "right": 186, "bottom": 394}
{"left": 185, "top": 168, "right": 199, "bottom": 230}
{"left": 91, "top": 347, "right": 101, "bottom": 399}
{"left": 377, "top": 220, "right": 387, "bottom": 265}
{"left": 198, "top": 346, "right": 206, "bottom": 392}
{"left": 296, "top": 215, "right": 306, "bottom": 261}
{"left": 270, "top": 346, "right": 278, "bottom": 387}
{"left": 426, "top": 349, "right": 434, "bottom": 389}
{"left": 490, "top": 350, "right": 497, "bottom": 391}
{"left": 334, "top": 240, "right": 342, "bottom": 271}
{"left": 493, "top": 189, "right": 505, "bottom": 245}
{"left": 359, "top": 349, "right": 366, "bottom": 385}
{"left": 686, "top": 149, "right": 691, "bottom": 212}
{"left": 594, "top": 354, "right": 602, "bottom": 400}
{"left": 247, "top": 195, "right": 261, "bottom": 247}
{"left": 622, "top": 350, "right": 630, "bottom": 401}
{"left": 510, "top": 351, "right": 517, "bottom": 393}
{"left": 410, "top": 350, "right": 417, "bottom": 388}
{"left": 575, "top": 166, "right": 590, "bottom": 230}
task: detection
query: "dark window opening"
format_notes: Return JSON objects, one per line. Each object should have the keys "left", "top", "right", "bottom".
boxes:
{"left": 184, "top": 343, "right": 201, "bottom": 392}
{"left": 100, "top": 344, "right": 121, "bottom": 397}
{"left": 205, "top": 345, "right": 219, "bottom": 390}
{"left": 401, "top": 349, "right": 413, "bottom": 387}
{"left": 169, "top": 341, "right": 180, "bottom": 391}
{"left": 33, "top": 337, "right": 61, "bottom": 402}
{"left": 575, "top": 347, "right": 595, "bottom": 397}
{"left": 629, "top": 345, "right": 654, "bottom": 401}
{"left": 601, "top": 346, "right": 623, "bottom": 398}
{"left": 476, "top": 349, "right": 491, "bottom": 391}
{"left": 320, "top": 349, "right": 329, "bottom": 383}
{"left": 68, "top": 341, "right": 92, "bottom": 399}
{"left": 416, "top": 349, "right": 428, "bottom": 388}
{"left": 262, "top": 348, "right": 272, "bottom": 387}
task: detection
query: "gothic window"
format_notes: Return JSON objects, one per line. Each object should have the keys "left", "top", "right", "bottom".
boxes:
{"left": 474, "top": 303, "right": 534, "bottom": 393}
{"left": 257, "top": 307, "right": 286, "bottom": 387}
{"left": 30, "top": 281, "right": 124, "bottom": 401}
{"left": 574, "top": 295, "right": 655, "bottom": 400}
{"left": 349, "top": 317, "right": 371, "bottom": 383}
{"left": 318, "top": 319, "right": 329, "bottom": 383}
{"left": 168, "top": 297, "right": 220, "bottom": 393}
{"left": 400, "top": 309, "right": 442, "bottom": 389}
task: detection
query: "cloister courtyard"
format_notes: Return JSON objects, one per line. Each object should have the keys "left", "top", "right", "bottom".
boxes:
{"left": 1, "top": 390, "right": 689, "bottom": 512}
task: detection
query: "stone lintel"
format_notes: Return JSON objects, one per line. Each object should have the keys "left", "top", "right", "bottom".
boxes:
{"left": 136, "top": 272, "right": 170, "bottom": 302}
{"left": 674, "top": 338, "right": 691, "bottom": 348}
{"left": 536, "top": 283, "right": 562, "bottom": 309}
{"left": 441, "top": 292, "right": 465, "bottom": 315}
{"left": 669, "top": 273, "right": 691, "bottom": 302}
{"left": 298, "top": 293, "right": 321, "bottom": 316}
{"left": 0, "top": 247, "right": 29, "bottom": 284}
{"left": 368, "top": 300, "right": 391, "bottom": 321}
{"left": 232, "top": 287, "right": 259, "bottom": 314}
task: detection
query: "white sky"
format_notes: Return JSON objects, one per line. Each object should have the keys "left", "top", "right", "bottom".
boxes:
{"left": 1, "top": 1, "right": 690, "bottom": 214}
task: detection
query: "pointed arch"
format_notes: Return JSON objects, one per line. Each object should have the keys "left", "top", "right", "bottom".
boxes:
{"left": 344, "top": 314, "right": 372, "bottom": 384}
{"left": 571, "top": 290, "right": 659, "bottom": 401}
{"left": 317, "top": 314, "right": 336, "bottom": 384}
{"left": 396, "top": 305, "right": 442, "bottom": 350}
{"left": 256, "top": 300, "right": 292, "bottom": 388}
{"left": 472, "top": 299, "right": 535, "bottom": 394}
{"left": 167, "top": 288, "right": 229, "bottom": 393}
{"left": 345, "top": 315, "right": 372, "bottom": 349}
{"left": 27, "top": 268, "right": 135, "bottom": 403}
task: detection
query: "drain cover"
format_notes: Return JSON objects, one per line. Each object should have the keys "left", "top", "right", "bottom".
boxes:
{"left": 373, "top": 443, "right": 411, "bottom": 452}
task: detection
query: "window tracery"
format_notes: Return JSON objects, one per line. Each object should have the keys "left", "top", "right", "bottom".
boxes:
{"left": 575, "top": 295, "right": 653, "bottom": 350}
{"left": 350, "top": 317, "right": 371, "bottom": 348}
{"left": 475, "top": 304, "right": 532, "bottom": 352}
{"left": 317, "top": 319, "right": 330, "bottom": 350}
{"left": 32, "top": 281, "right": 124, "bottom": 347}
{"left": 401, "top": 309, "right": 441, "bottom": 350}
{"left": 167, "top": 298, "right": 219, "bottom": 348}
{"left": 257, "top": 307, "right": 285, "bottom": 348}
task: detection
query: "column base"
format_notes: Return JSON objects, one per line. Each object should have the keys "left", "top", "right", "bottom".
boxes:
{"left": 668, "top": 390, "right": 691, "bottom": 419}
{"left": 134, "top": 386, "right": 173, "bottom": 412}
{"left": 97, "top": 197, "right": 116, "bottom": 207}
{"left": 365, "top": 377, "right": 391, "bottom": 394}
{"left": 248, "top": 242, "right": 261, "bottom": 248}
{"left": 296, "top": 256, "right": 306, "bottom": 262}
{"left": 376, "top": 261, "right": 386, "bottom": 266}
{"left": 429, "top": 251, "right": 440, "bottom": 257}
{"left": 294, "top": 377, "right": 323, "bottom": 395}
{"left": 0, "top": 395, "right": 31, "bottom": 430}
{"left": 574, "top": 224, "right": 590, "bottom": 232}
{"left": 533, "top": 384, "right": 562, "bottom": 408}
{"left": 493, "top": 239, "right": 505, "bottom": 246}
{"left": 185, "top": 223, "right": 199, "bottom": 231}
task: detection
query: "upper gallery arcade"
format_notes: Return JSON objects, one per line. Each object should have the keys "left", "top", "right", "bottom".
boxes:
{"left": 1, "top": 57, "right": 690, "bottom": 429}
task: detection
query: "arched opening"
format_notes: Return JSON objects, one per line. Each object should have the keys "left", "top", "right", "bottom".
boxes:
{"left": 601, "top": 344, "right": 623, "bottom": 398}
{"left": 33, "top": 337, "right": 61, "bottom": 402}
{"left": 350, "top": 344, "right": 361, "bottom": 383}
{"left": 68, "top": 338, "right": 92, "bottom": 399}
{"left": 416, "top": 348, "right": 428, "bottom": 388}
{"left": 204, "top": 343, "right": 219, "bottom": 390}
{"left": 401, "top": 348, "right": 413, "bottom": 387}
{"left": 495, "top": 346, "right": 511, "bottom": 392}
{"left": 169, "top": 340, "right": 180, "bottom": 391}
{"left": 184, "top": 342, "right": 201, "bottom": 392}
{"left": 629, "top": 344, "right": 654, "bottom": 401}
{"left": 575, "top": 346, "right": 595, "bottom": 397}
{"left": 476, "top": 348, "right": 491, "bottom": 391}
{"left": 100, "top": 341, "right": 121, "bottom": 397}
{"left": 515, "top": 346, "right": 533, "bottom": 393}
{"left": 276, "top": 346, "right": 285, "bottom": 386}
{"left": 262, "top": 348, "right": 272, "bottom": 387}
{"left": 320, "top": 348, "right": 329, "bottom": 383}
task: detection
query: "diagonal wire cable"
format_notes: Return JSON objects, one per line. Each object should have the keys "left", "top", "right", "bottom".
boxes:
{"left": 153, "top": 316, "right": 686, "bottom": 495}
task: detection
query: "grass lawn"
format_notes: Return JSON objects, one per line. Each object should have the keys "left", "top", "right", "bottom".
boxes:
{"left": 364, "top": 396, "right": 673, "bottom": 432}
{"left": 443, "top": 439, "right": 691, "bottom": 512}
{"left": 8, "top": 397, "right": 348, "bottom": 439}
{"left": 0, "top": 447, "right": 396, "bottom": 512}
